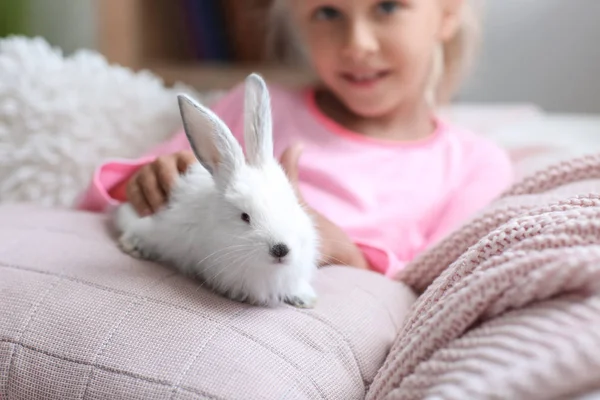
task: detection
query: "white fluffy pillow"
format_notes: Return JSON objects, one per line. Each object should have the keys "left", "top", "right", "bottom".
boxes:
{"left": 0, "top": 36, "right": 221, "bottom": 208}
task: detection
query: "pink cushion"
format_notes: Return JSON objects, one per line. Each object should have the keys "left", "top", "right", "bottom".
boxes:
{"left": 0, "top": 204, "right": 415, "bottom": 399}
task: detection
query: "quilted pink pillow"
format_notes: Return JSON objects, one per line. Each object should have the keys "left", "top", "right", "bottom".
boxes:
{"left": 0, "top": 204, "right": 415, "bottom": 399}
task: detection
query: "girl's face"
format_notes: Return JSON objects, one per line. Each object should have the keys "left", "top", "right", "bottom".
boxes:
{"left": 291, "top": 0, "right": 462, "bottom": 118}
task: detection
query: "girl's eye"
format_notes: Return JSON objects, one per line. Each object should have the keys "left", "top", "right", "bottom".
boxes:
{"left": 241, "top": 213, "right": 251, "bottom": 224}
{"left": 376, "top": 1, "right": 401, "bottom": 15}
{"left": 313, "top": 6, "right": 342, "bottom": 21}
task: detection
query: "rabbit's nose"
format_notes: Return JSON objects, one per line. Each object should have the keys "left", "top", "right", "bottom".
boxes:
{"left": 269, "top": 243, "right": 290, "bottom": 259}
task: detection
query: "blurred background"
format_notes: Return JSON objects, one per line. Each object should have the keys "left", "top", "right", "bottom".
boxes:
{"left": 1, "top": 0, "right": 599, "bottom": 114}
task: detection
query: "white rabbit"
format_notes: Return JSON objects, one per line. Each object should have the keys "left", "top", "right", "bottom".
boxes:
{"left": 113, "top": 73, "right": 319, "bottom": 308}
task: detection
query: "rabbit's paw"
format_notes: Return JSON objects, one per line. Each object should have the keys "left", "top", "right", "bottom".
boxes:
{"left": 118, "top": 234, "right": 154, "bottom": 260}
{"left": 285, "top": 283, "right": 317, "bottom": 309}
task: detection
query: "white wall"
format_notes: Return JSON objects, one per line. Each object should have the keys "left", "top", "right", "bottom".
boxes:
{"left": 459, "top": 0, "right": 600, "bottom": 113}
{"left": 27, "top": 0, "right": 96, "bottom": 54}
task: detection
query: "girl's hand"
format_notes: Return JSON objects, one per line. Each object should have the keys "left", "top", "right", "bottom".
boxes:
{"left": 124, "top": 150, "right": 196, "bottom": 216}
{"left": 279, "top": 144, "right": 370, "bottom": 270}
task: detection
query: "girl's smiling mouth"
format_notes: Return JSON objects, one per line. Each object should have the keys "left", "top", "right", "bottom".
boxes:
{"left": 340, "top": 70, "right": 392, "bottom": 87}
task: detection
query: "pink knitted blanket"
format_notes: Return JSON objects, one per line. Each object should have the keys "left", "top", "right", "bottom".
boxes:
{"left": 368, "top": 154, "right": 600, "bottom": 400}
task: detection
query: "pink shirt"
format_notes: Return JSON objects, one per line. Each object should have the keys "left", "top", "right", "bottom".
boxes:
{"left": 76, "top": 83, "right": 513, "bottom": 278}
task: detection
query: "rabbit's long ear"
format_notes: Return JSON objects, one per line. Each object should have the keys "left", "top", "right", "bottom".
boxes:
{"left": 177, "top": 94, "right": 244, "bottom": 187}
{"left": 244, "top": 73, "right": 273, "bottom": 167}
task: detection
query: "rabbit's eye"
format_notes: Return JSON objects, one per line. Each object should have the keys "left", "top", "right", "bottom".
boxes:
{"left": 241, "top": 213, "right": 251, "bottom": 224}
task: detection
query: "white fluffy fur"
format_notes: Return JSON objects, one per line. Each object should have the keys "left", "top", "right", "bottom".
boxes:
{"left": 0, "top": 36, "right": 222, "bottom": 207}
{"left": 114, "top": 74, "right": 319, "bottom": 308}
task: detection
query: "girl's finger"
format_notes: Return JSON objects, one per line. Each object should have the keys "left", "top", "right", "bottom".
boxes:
{"left": 126, "top": 178, "right": 152, "bottom": 217}
{"left": 279, "top": 143, "right": 304, "bottom": 185}
{"left": 138, "top": 169, "right": 166, "bottom": 213}
{"left": 177, "top": 150, "right": 197, "bottom": 174}
{"left": 154, "top": 156, "right": 178, "bottom": 197}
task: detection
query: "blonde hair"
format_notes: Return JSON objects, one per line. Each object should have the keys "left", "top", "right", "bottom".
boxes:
{"left": 265, "top": 0, "right": 482, "bottom": 105}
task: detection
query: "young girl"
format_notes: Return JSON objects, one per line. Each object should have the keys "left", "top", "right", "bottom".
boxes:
{"left": 77, "top": 0, "right": 513, "bottom": 278}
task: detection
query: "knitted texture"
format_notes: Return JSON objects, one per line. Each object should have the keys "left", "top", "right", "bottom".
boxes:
{"left": 367, "top": 153, "right": 600, "bottom": 400}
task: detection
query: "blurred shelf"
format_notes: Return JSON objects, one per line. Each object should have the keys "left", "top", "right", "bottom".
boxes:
{"left": 97, "top": 0, "right": 308, "bottom": 92}
{"left": 146, "top": 63, "right": 315, "bottom": 91}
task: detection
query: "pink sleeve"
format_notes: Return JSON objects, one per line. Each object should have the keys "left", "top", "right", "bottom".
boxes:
{"left": 74, "top": 132, "right": 190, "bottom": 212}
{"left": 75, "top": 84, "right": 247, "bottom": 213}
{"left": 426, "top": 142, "right": 514, "bottom": 246}
{"left": 356, "top": 243, "right": 408, "bottom": 279}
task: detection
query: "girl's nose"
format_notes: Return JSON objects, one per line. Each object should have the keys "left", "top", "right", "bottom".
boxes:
{"left": 341, "top": 20, "right": 379, "bottom": 62}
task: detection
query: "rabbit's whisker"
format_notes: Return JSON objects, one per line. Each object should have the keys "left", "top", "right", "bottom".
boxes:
{"left": 194, "top": 243, "right": 257, "bottom": 269}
